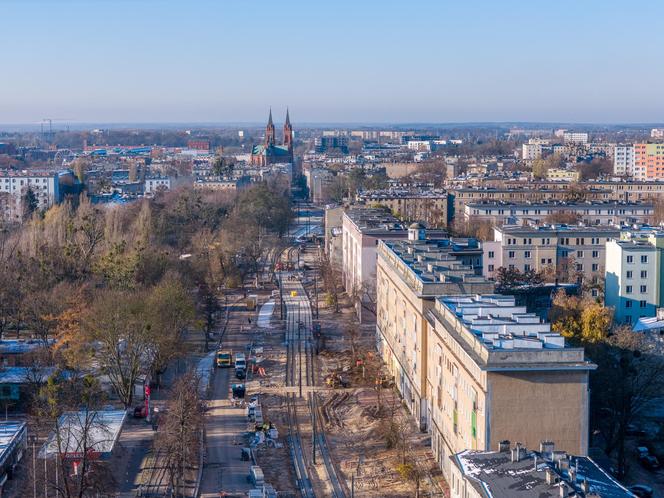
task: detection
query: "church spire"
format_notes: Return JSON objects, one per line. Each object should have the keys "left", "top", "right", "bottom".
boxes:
{"left": 265, "top": 107, "right": 276, "bottom": 147}
{"left": 285, "top": 107, "right": 291, "bottom": 126}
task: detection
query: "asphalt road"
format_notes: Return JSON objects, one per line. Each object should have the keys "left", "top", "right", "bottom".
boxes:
{"left": 199, "top": 309, "right": 254, "bottom": 497}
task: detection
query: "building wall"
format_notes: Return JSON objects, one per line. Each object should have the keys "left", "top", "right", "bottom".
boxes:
{"left": 488, "top": 370, "right": 589, "bottom": 456}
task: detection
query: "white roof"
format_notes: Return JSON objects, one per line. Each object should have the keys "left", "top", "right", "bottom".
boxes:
{"left": 39, "top": 410, "right": 126, "bottom": 459}
{"left": 0, "top": 422, "right": 26, "bottom": 467}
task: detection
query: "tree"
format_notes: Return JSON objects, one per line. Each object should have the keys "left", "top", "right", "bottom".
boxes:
{"left": 590, "top": 328, "right": 664, "bottom": 477}
{"left": 495, "top": 266, "right": 543, "bottom": 291}
{"left": 146, "top": 273, "right": 195, "bottom": 384}
{"left": 155, "top": 372, "right": 205, "bottom": 497}
{"left": 549, "top": 290, "right": 612, "bottom": 345}
{"left": 82, "top": 290, "right": 153, "bottom": 408}
{"left": 22, "top": 186, "right": 39, "bottom": 221}
{"left": 532, "top": 154, "right": 564, "bottom": 179}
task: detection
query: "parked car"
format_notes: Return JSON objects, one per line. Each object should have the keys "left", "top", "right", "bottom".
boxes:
{"left": 636, "top": 446, "right": 650, "bottom": 459}
{"left": 639, "top": 454, "right": 660, "bottom": 470}
{"left": 629, "top": 484, "right": 654, "bottom": 498}
{"left": 626, "top": 424, "right": 647, "bottom": 437}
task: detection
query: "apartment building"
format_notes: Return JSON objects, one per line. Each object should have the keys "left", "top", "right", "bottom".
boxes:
{"left": 143, "top": 176, "right": 171, "bottom": 194}
{"left": 563, "top": 132, "right": 588, "bottom": 145}
{"left": 605, "top": 229, "right": 664, "bottom": 325}
{"left": 483, "top": 224, "right": 620, "bottom": 286}
{"left": 450, "top": 441, "right": 632, "bottom": 498}
{"left": 426, "top": 294, "right": 595, "bottom": 478}
{"left": 304, "top": 167, "right": 334, "bottom": 203}
{"left": 464, "top": 201, "right": 653, "bottom": 227}
{"left": 376, "top": 228, "right": 493, "bottom": 430}
{"left": 324, "top": 205, "right": 344, "bottom": 266}
{"left": 652, "top": 128, "right": 664, "bottom": 139}
{"left": 0, "top": 170, "right": 80, "bottom": 222}
{"left": 357, "top": 188, "right": 449, "bottom": 228}
{"left": 634, "top": 143, "right": 664, "bottom": 180}
{"left": 342, "top": 208, "right": 446, "bottom": 320}
{"left": 613, "top": 145, "right": 635, "bottom": 176}
{"left": 521, "top": 142, "right": 542, "bottom": 161}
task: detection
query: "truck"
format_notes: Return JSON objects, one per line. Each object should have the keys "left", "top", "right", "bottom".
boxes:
{"left": 216, "top": 350, "right": 233, "bottom": 368}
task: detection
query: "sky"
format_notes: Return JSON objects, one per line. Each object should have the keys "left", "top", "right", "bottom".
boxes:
{"left": 1, "top": 0, "right": 664, "bottom": 125}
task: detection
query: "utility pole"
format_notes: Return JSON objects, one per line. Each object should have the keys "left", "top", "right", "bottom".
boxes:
{"left": 311, "top": 396, "right": 317, "bottom": 465}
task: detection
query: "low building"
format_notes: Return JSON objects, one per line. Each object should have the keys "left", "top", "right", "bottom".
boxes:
{"left": 376, "top": 227, "right": 492, "bottom": 430}
{"left": 0, "top": 422, "right": 27, "bottom": 494}
{"left": 483, "top": 224, "right": 620, "bottom": 291}
{"left": 605, "top": 229, "right": 664, "bottom": 325}
{"left": 464, "top": 201, "right": 653, "bottom": 227}
{"left": 546, "top": 168, "right": 580, "bottom": 182}
{"left": 450, "top": 440, "right": 632, "bottom": 498}
{"left": 193, "top": 176, "right": 251, "bottom": 191}
{"left": 426, "top": 294, "right": 596, "bottom": 478}
{"left": 357, "top": 188, "right": 449, "bottom": 227}
{"left": 563, "top": 132, "right": 589, "bottom": 145}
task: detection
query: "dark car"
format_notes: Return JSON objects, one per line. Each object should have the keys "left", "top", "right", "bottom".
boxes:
{"left": 639, "top": 454, "right": 660, "bottom": 470}
{"left": 629, "top": 484, "right": 654, "bottom": 498}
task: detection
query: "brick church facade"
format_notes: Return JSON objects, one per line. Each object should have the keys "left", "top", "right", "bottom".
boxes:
{"left": 250, "top": 109, "right": 294, "bottom": 166}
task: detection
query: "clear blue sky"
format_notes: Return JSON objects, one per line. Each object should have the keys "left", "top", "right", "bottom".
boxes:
{"left": 2, "top": 0, "right": 663, "bottom": 124}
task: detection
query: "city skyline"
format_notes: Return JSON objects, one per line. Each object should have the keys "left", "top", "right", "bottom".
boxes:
{"left": 2, "top": 0, "right": 664, "bottom": 124}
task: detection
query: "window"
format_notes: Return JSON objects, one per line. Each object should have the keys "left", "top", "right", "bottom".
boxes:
{"left": 641, "top": 285, "right": 647, "bottom": 293}
{"left": 626, "top": 285, "right": 633, "bottom": 294}
{"left": 508, "top": 251, "right": 515, "bottom": 259}
{"left": 488, "top": 264, "right": 494, "bottom": 272}
{"left": 524, "top": 251, "right": 531, "bottom": 258}
{"left": 627, "top": 255, "right": 634, "bottom": 263}
{"left": 576, "top": 263, "right": 583, "bottom": 271}
{"left": 641, "top": 270, "right": 648, "bottom": 279}
{"left": 577, "top": 251, "right": 584, "bottom": 258}
{"left": 488, "top": 251, "right": 494, "bottom": 258}
{"left": 592, "top": 251, "right": 599, "bottom": 258}
{"left": 639, "top": 300, "right": 647, "bottom": 308}
{"left": 592, "top": 264, "right": 598, "bottom": 272}
{"left": 524, "top": 264, "right": 531, "bottom": 272}
{"left": 626, "top": 271, "right": 633, "bottom": 279}
{"left": 541, "top": 258, "right": 546, "bottom": 264}
{"left": 625, "top": 301, "right": 632, "bottom": 308}
{"left": 641, "top": 255, "right": 648, "bottom": 263}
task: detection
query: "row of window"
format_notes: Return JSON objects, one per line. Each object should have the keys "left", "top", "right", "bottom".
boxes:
{"left": 626, "top": 255, "right": 649, "bottom": 263}
{"left": 625, "top": 285, "right": 648, "bottom": 294}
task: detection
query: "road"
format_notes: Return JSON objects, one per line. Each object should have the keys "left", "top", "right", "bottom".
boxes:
{"left": 199, "top": 302, "right": 254, "bottom": 498}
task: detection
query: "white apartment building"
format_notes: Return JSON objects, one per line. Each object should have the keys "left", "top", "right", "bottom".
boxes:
{"left": 521, "top": 142, "right": 542, "bottom": 161}
{"left": 0, "top": 171, "right": 62, "bottom": 222}
{"left": 563, "top": 132, "right": 588, "bottom": 145}
{"left": 613, "top": 145, "right": 635, "bottom": 177}
{"left": 144, "top": 177, "right": 171, "bottom": 194}
{"left": 651, "top": 128, "right": 664, "bottom": 139}
{"left": 605, "top": 231, "right": 664, "bottom": 325}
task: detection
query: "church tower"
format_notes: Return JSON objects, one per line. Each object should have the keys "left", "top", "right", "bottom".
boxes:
{"left": 283, "top": 108, "right": 293, "bottom": 153}
{"left": 265, "top": 108, "right": 276, "bottom": 147}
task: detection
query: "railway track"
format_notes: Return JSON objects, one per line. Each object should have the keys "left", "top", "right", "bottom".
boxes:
{"left": 281, "top": 270, "right": 346, "bottom": 498}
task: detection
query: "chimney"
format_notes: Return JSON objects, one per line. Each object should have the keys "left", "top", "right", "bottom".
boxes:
{"left": 540, "top": 441, "right": 555, "bottom": 460}
{"left": 568, "top": 468, "right": 576, "bottom": 485}
{"left": 498, "top": 440, "right": 510, "bottom": 452}
{"left": 581, "top": 479, "right": 590, "bottom": 493}
{"left": 559, "top": 482, "right": 568, "bottom": 497}
{"left": 533, "top": 455, "right": 538, "bottom": 472}
{"left": 545, "top": 467, "right": 557, "bottom": 485}
{"left": 511, "top": 443, "right": 525, "bottom": 462}
{"left": 558, "top": 458, "right": 570, "bottom": 472}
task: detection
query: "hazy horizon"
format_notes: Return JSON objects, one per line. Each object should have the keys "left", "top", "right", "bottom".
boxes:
{"left": 2, "top": 0, "right": 664, "bottom": 124}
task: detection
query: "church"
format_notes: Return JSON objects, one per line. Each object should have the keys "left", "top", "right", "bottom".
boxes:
{"left": 250, "top": 109, "right": 294, "bottom": 166}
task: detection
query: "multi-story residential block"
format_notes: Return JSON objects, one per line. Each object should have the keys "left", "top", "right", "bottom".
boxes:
{"left": 651, "top": 128, "right": 664, "bottom": 139}
{"left": 376, "top": 228, "right": 493, "bottom": 431}
{"left": 464, "top": 201, "right": 653, "bottom": 227}
{"left": 546, "top": 168, "right": 579, "bottom": 182}
{"left": 342, "top": 209, "right": 448, "bottom": 316}
{"left": 426, "top": 294, "right": 595, "bottom": 478}
{"left": 613, "top": 145, "right": 635, "bottom": 177}
{"left": 483, "top": 224, "right": 620, "bottom": 287}
{"left": 450, "top": 441, "right": 632, "bottom": 498}
{"left": 303, "top": 167, "right": 334, "bottom": 203}
{"left": 314, "top": 136, "right": 349, "bottom": 154}
{"left": 521, "top": 142, "right": 542, "bottom": 161}
{"left": 0, "top": 170, "right": 80, "bottom": 222}
{"left": 192, "top": 176, "right": 251, "bottom": 191}
{"left": 143, "top": 176, "right": 171, "bottom": 194}
{"left": 324, "top": 205, "right": 345, "bottom": 266}
{"left": 605, "top": 230, "right": 664, "bottom": 325}
{"left": 357, "top": 188, "right": 449, "bottom": 227}
{"left": 563, "top": 132, "right": 588, "bottom": 145}
{"left": 634, "top": 143, "right": 664, "bottom": 180}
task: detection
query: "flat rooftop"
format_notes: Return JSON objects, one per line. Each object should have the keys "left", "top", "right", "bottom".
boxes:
{"left": 466, "top": 200, "right": 652, "bottom": 209}
{"left": 358, "top": 188, "right": 447, "bottom": 199}
{"left": 0, "top": 422, "right": 26, "bottom": 468}
{"left": 344, "top": 208, "right": 405, "bottom": 233}
{"left": 452, "top": 446, "right": 633, "bottom": 498}
{"left": 495, "top": 224, "right": 622, "bottom": 235}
